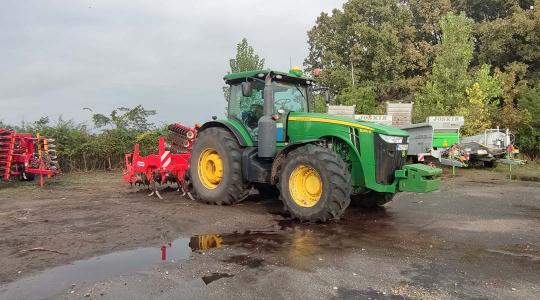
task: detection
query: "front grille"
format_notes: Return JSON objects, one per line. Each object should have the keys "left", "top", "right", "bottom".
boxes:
{"left": 374, "top": 134, "right": 407, "bottom": 184}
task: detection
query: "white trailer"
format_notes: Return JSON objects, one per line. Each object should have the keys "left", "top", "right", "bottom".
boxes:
{"left": 460, "top": 127, "right": 518, "bottom": 167}
{"left": 461, "top": 127, "right": 513, "bottom": 153}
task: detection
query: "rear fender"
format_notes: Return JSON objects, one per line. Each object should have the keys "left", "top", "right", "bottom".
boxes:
{"left": 199, "top": 119, "right": 254, "bottom": 147}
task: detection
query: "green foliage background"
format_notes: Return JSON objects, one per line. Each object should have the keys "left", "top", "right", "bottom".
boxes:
{"left": 0, "top": 106, "right": 166, "bottom": 172}
{"left": 1, "top": 1, "right": 538, "bottom": 169}
{"left": 305, "top": 0, "right": 540, "bottom": 158}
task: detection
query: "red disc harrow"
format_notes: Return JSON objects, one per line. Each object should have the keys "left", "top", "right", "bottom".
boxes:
{"left": 0, "top": 129, "right": 60, "bottom": 187}
{"left": 122, "top": 123, "right": 197, "bottom": 199}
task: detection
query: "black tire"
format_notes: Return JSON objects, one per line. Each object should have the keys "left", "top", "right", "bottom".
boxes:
{"left": 190, "top": 127, "right": 249, "bottom": 205}
{"left": 16, "top": 164, "right": 35, "bottom": 181}
{"left": 23, "top": 173, "right": 36, "bottom": 182}
{"left": 278, "top": 144, "right": 352, "bottom": 222}
{"left": 483, "top": 160, "right": 497, "bottom": 168}
{"left": 351, "top": 192, "right": 394, "bottom": 208}
{"left": 254, "top": 183, "right": 280, "bottom": 198}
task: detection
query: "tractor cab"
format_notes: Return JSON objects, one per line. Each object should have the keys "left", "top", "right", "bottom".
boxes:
{"left": 224, "top": 68, "right": 313, "bottom": 142}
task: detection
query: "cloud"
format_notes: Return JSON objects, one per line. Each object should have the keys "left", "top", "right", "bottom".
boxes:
{"left": 0, "top": 0, "right": 344, "bottom": 127}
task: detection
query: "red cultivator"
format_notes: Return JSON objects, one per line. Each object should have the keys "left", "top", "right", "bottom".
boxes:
{"left": 122, "top": 123, "right": 197, "bottom": 199}
{"left": 0, "top": 129, "right": 60, "bottom": 187}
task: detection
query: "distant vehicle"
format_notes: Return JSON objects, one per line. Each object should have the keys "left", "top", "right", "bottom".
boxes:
{"left": 460, "top": 128, "right": 515, "bottom": 167}
{"left": 400, "top": 116, "right": 466, "bottom": 167}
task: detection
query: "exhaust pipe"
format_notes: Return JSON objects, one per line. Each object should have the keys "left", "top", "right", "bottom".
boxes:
{"left": 257, "top": 73, "right": 277, "bottom": 158}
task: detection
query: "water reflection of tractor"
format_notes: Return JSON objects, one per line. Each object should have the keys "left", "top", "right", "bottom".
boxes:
{"left": 189, "top": 234, "right": 223, "bottom": 251}
{"left": 189, "top": 67, "right": 442, "bottom": 222}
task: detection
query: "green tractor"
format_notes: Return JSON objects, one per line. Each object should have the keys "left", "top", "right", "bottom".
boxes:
{"left": 190, "top": 68, "right": 441, "bottom": 222}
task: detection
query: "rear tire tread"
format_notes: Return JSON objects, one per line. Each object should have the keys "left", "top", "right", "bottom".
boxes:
{"left": 190, "top": 127, "right": 249, "bottom": 205}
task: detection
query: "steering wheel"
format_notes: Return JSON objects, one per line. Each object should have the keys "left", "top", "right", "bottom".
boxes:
{"left": 275, "top": 98, "right": 292, "bottom": 109}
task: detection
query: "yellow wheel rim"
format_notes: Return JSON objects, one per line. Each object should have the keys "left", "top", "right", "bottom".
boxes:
{"left": 198, "top": 148, "right": 223, "bottom": 189}
{"left": 289, "top": 164, "right": 323, "bottom": 208}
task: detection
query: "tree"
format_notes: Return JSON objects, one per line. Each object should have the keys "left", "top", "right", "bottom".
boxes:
{"left": 456, "top": 83, "right": 493, "bottom": 135}
{"left": 415, "top": 12, "right": 474, "bottom": 121}
{"left": 408, "top": 0, "right": 454, "bottom": 72}
{"left": 335, "top": 86, "right": 379, "bottom": 114}
{"left": 475, "top": 3, "right": 539, "bottom": 83}
{"left": 313, "top": 94, "right": 327, "bottom": 113}
{"left": 224, "top": 38, "right": 265, "bottom": 102}
{"left": 303, "top": 0, "right": 538, "bottom": 157}
{"left": 452, "top": 0, "right": 517, "bottom": 22}
{"left": 493, "top": 62, "right": 532, "bottom": 130}
{"left": 518, "top": 86, "right": 540, "bottom": 129}
{"left": 85, "top": 105, "right": 156, "bottom": 132}
{"left": 305, "top": 0, "right": 425, "bottom": 102}
{"left": 517, "top": 85, "right": 540, "bottom": 159}
{"left": 229, "top": 38, "right": 265, "bottom": 73}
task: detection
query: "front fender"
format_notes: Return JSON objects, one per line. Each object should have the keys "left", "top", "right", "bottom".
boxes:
{"left": 270, "top": 139, "right": 320, "bottom": 184}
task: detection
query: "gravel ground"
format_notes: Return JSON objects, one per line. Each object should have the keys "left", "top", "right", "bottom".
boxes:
{"left": 0, "top": 168, "right": 539, "bottom": 299}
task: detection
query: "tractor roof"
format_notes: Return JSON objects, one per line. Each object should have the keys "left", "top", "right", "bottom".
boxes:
{"left": 223, "top": 69, "right": 315, "bottom": 84}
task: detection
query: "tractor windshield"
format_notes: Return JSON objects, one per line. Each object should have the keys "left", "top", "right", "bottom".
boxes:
{"left": 272, "top": 81, "right": 308, "bottom": 113}
{"left": 228, "top": 80, "right": 308, "bottom": 140}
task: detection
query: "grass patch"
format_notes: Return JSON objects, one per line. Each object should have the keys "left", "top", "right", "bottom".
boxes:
{"left": 493, "top": 160, "right": 540, "bottom": 179}
{"left": 0, "top": 170, "right": 121, "bottom": 194}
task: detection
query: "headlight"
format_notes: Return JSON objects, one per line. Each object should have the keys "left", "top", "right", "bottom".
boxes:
{"left": 379, "top": 134, "right": 404, "bottom": 144}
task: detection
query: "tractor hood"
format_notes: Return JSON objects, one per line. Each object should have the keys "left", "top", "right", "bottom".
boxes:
{"left": 288, "top": 112, "right": 408, "bottom": 137}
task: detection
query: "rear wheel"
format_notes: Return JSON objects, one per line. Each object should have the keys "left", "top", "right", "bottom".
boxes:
{"left": 278, "top": 144, "right": 352, "bottom": 222}
{"left": 190, "top": 127, "right": 249, "bottom": 205}
{"left": 351, "top": 192, "right": 394, "bottom": 208}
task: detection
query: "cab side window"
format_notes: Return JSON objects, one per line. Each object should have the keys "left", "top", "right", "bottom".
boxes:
{"left": 228, "top": 82, "right": 265, "bottom": 140}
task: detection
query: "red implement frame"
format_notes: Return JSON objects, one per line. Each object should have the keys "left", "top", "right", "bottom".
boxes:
{"left": 0, "top": 129, "right": 60, "bottom": 187}
{"left": 122, "top": 123, "right": 196, "bottom": 199}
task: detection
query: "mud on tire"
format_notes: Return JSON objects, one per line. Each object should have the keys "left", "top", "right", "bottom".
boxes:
{"left": 278, "top": 144, "right": 352, "bottom": 222}
{"left": 190, "top": 127, "right": 249, "bottom": 205}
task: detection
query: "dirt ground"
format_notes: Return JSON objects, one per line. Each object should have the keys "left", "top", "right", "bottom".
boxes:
{"left": 0, "top": 167, "right": 539, "bottom": 299}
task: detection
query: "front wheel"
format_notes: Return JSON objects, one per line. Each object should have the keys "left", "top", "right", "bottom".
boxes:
{"left": 278, "top": 144, "right": 352, "bottom": 222}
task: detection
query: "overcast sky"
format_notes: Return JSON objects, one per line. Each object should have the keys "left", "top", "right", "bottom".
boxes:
{"left": 0, "top": 0, "right": 345, "bottom": 128}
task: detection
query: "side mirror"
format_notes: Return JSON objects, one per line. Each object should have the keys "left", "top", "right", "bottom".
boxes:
{"left": 241, "top": 82, "right": 253, "bottom": 97}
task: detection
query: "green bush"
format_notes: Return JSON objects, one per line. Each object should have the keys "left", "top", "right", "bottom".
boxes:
{"left": 1, "top": 106, "right": 166, "bottom": 172}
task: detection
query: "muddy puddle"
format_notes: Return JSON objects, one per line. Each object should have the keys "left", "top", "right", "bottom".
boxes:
{"left": 0, "top": 238, "right": 194, "bottom": 299}
{"left": 0, "top": 208, "right": 401, "bottom": 299}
